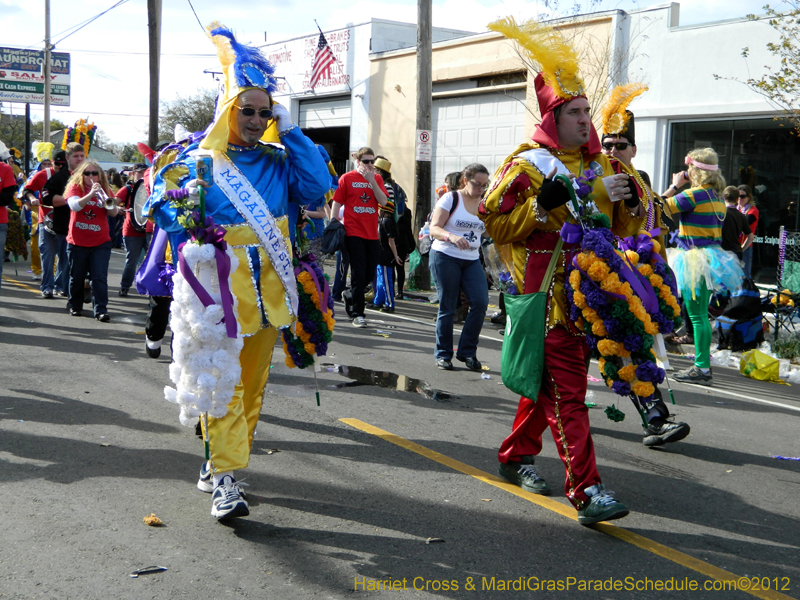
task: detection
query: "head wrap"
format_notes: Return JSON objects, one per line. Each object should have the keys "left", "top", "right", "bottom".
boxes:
{"left": 200, "top": 23, "right": 281, "bottom": 152}
{"left": 601, "top": 83, "right": 648, "bottom": 145}
{"left": 488, "top": 17, "right": 600, "bottom": 153}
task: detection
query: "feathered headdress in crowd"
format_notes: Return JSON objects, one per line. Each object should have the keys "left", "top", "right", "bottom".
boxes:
{"left": 601, "top": 83, "right": 648, "bottom": 145}
{"left": 488, "top": 16, "right": 599, "bottom": 152}
{"left": 32, "top": 141, "right": 55, "bottom": 164}
{"left": 489, "top": 17, "right": 584, "bottom": 99}
{"left": 62, "top": 119, "right": 98, "bottom": 155}
{"left": 200, "top": 23, "right": 280, "bottom": 152}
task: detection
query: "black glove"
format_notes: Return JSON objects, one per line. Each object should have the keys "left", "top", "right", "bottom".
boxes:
{"left": 537, "top": 177, "right": 572, "bottom": 212}
{"left": 619, "top": 176, "right": 639, "bottom": 208}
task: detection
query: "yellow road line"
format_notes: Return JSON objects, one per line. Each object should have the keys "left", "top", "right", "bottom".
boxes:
{"left": 340, "top": 418, "right": 796, "bottom": 600}
{"left": 2, "top": 276, "right": 40, "bottom": 294}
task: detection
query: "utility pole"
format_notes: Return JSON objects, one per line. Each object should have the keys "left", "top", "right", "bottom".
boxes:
{"left": 413, "top": 0, "right": 433, "bottom": 290}
{"left": 24, "top": 104, "right": 31, "bottom": 177}
{"left": 147, "top": 0, "right": 162, "bottom": 149}
{"left": 43, "top": 0, "right": 51, "bottom": 142}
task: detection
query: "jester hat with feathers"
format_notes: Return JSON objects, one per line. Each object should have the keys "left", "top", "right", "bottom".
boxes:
{"left": 200, "top": 23, "right": 281, "bottom": 153}
{"left": 488, "top": 17, "right": 601, "bottom": 153}
{"left": 601, "top": 83, "right": 648, "bottom": 146}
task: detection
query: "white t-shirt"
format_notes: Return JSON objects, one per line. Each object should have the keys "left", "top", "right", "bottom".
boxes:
{"left": 431, "top": 191, "right": 485, "bottom": 261}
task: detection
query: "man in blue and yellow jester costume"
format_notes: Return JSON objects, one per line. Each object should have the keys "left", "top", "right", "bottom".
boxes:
{"left": 600, "top": 86, "right": 691, "bottom": 448}
{"left": 480, "top": 18, "right": 652, "bottom": 525}
{"left": 145, "top": 24, "right": 330, "bottom": 520}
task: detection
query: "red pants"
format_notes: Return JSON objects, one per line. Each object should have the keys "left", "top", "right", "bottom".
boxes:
{"left": 498, "top": 326, "right": 601, "bottom": 508}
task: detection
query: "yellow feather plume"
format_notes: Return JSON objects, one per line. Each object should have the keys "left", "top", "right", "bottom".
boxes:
{"left": 206, "top": 21, "right": 235, "bottom": 102}
{"left": 601, "top": 83, "right": 648, "bottom": 135}
{"left": 488, "top": 16, "right": 584, "bottom": 99}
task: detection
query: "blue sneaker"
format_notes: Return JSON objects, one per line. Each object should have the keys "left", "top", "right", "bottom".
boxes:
{"left": 211, "top": 475, "right": 249, "bottom": 520}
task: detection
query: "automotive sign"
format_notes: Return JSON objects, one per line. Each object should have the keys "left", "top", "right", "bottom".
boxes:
{"left": 0, "top": 47, "right": 70, "bottom": 106}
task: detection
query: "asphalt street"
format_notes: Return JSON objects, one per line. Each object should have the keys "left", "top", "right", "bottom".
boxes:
{"left": 1, "top": 250, "right": 799, "bottom": 600}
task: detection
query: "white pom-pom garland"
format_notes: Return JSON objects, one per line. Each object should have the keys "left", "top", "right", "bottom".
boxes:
{"left": 164, "top": 242, "right": 243, "bottom": 426}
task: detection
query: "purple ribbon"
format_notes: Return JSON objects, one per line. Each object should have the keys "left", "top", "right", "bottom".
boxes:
{"left": 177, "top": 241, "right": 238, "bottom": 339}
{"left": 560, "top": 222, "right": 584, "bottom": 245}
{"left": 572, "top": 260, "right": 627, "bottom": 304}
{"left": 295, "top": 260, "right": 329, "bottom": 313}
{"left": 620, "top": 228, "right": 665, "bottom": 264}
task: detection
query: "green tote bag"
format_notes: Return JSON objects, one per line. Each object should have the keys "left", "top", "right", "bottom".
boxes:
{"left": 500, "top": 237, "right": 564, "bottom": 400}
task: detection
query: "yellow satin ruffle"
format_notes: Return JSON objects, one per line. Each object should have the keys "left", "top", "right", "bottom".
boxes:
{"left": 223, "top": 219, "right": 293, "bottom": 334}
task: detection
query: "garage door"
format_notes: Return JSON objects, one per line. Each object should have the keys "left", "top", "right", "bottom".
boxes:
{"left": 299, "top": 96, "right": 351, "bottom": 129}
{"left": 432, "top": 89, "right": 527, "bottom": 197}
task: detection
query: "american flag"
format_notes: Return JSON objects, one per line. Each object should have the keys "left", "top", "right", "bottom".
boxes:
{"left": 309, "top": 31, "right": 336, "bottom": 89}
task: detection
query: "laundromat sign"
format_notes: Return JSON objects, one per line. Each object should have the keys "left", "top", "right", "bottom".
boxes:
{"left": 0, "top": 47, "right": 71, "bottom": 106}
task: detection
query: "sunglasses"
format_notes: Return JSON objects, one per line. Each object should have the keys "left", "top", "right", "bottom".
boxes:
{"left": 470, "top": 180, "right": 489, "bottom": 190}
{"left": 84, "top": 171, "right": 100, "bottom": 176}
{"left": 234, "top": 105, "right": 273, "bottom": 119}
{"left": 360, "top": 159, "right": 375, "bottom": 165}
{"left": 602, "top": 142, "right": 632, "bottom": 151}
{"left": 739, "top": 194, "right": 748, "bottom": 198}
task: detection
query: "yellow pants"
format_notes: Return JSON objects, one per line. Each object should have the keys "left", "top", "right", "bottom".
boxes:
{"left": 30, "top": 217, "right": 41, "bottom": 276}
{"left": 203, "top": 326, "right": 279, "bottom": 472}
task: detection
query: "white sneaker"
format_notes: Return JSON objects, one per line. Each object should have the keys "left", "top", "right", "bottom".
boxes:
{"left": 353, "top": 316, "right": 367, "bottom": 328}
{"left": 211, "top": 475, "right": 249, "bottom": 520}
{"left": 197, "top": 460, "right": 213, "bottom": 493}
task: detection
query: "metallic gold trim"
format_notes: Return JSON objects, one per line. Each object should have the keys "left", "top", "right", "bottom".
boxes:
{"left": 547, "top": 366, "right": 579, "bottom": 505}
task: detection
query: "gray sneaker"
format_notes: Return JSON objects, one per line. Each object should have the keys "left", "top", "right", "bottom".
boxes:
{"left": 498, "top": 456, "right": 551, "bottom": 495}
{"left": 352, "top": 316, "right": 367, "bottom": 328}
{"left": 577, "top": 483, "right": 629, "bottom": 525}
{"left": 673, "top": 366, "right": 712, "bottom": 386}
{"left": 643, "top": 420, "right": 690, "bottom": 447}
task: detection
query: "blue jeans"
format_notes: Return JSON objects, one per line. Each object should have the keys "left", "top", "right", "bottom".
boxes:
{"left": 121, "top": 235, "right": 148, "bottom": 290}
{"left": 742, "top": 246, "right": 753, "bottom": 279}
{"left": 38, "top": 227, "right": 68, "bottom": 293}
{"left": 429, "top": 249, "right": 488, "bottom": 360}
{"left": 67, "top": 241, "right": 112, "bottom": 315}
{"left": 0, "top": 223, "right": 7, "bottom": 288}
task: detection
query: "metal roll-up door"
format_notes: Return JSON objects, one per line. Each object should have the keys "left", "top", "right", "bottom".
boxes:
{"left": 299, "top": 96, "right": 352, "bottom": 129}
{"left": 432, "top": 89, "right": 527, "bottom": 195}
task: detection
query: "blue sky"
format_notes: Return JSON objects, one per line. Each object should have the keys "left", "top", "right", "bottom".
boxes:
{"left": 1, "top": 0, "right": 772, "bottom": 145}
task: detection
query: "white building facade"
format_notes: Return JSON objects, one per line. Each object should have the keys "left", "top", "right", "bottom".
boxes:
{"left": 262, "top": 19, "right": 470, "bottom": 175}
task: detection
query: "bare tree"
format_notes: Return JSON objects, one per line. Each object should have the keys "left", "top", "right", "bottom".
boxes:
{"left": 715, "top": 2, "right": 800, "bottom": 133}
{"left": 157, "top": 88, "right": 218, "bottom": 142}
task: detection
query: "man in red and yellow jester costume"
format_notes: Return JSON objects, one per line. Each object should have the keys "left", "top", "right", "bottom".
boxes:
{"left": 480, "top": 18, "right": 648, "bottom": 525}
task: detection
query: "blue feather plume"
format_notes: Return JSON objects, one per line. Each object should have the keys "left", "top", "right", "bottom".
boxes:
{"left": 210, "top": 26, "right": 277, "bottom": 94}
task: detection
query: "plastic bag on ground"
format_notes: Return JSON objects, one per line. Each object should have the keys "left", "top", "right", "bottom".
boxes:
{"left": 787, "top": 369, "right": 800, "bottom": 384}
{"left": 739, "top": 349, "right": 787, "bottom": 384}
{"left": 710, "top": 350, "right": 731, "bottom": 367}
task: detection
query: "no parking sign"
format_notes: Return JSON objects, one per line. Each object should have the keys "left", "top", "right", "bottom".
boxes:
{"left": 416, "top": 129, "right": 432, "bottom": 161}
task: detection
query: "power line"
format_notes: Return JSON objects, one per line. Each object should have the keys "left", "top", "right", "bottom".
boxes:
{"left": 186, "top": 0, "right": 207, "bottom": 34}
{"left": 58, "top": 47, "right": 215, "bottom": 57}
{"left": 52, "top": 0, "right": 131, "bottom": 47}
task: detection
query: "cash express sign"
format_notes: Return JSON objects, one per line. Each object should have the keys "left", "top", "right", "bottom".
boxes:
{"left": 0, "top": 47, "right": 71, "bottom": 106}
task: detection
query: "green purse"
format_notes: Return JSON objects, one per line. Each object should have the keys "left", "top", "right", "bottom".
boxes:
{"left": 500, "top": 237, "right": 564, "bottom": 400}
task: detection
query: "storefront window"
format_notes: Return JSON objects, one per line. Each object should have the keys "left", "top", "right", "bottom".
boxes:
{"left": 669, "top": 118, "right": 800, "bottom": 284}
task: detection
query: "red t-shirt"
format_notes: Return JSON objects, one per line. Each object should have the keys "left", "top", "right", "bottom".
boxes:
{"left": 65, "top": 182, "right": 111, "bottom": 247}
{"left": 0, "top": 162, "right": 15, "bottom": 225}
{"left": 116, "top": 185, "right": 146, "bottom": 238}
{"left": 24, "top": 168, "right": 55, "bottom": 221}
{"left": 331, "top": 170, "right": 385, "bottom": 240}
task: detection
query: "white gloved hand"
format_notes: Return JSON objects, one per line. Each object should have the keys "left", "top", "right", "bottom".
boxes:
{"left": 272, "top": 103, "right": 292, "bottom": 133}
{"left": 184, "top": 178, "right": 203, "bottom": 208}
